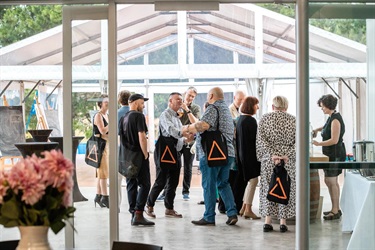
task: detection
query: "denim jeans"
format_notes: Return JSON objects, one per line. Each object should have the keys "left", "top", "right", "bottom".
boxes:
{"left": 200, "top": 156, "right": 237, "bottom": 222}
{"left": 126, "top": 157, "right": 151, "bottom": 213}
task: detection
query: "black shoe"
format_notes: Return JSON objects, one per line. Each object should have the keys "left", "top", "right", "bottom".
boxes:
{"left": 191, "top": 218, "right": 215, "bottom": 226}
{"left": 280, "top": 224, "right": 288, "bottom": 233}
{"left": 323, "top": 212, "right": 341, "bottom": 220}
{"left": 323, "top": 209, "right": 342, "bottom": 216}
{"left": 132, "top": 212, "right": 155, "bottom": 226}
{"left": 100, "top": 195, "right": 109, "bottom": 208}
{"left": 263, "top": 224, "right": 273, "bottom": 232}
{"left": 226, "top": 215, "right": 238, "bottom": 225}
{"left": 94, "top": 194, "right": 104, "bottom": 208}
{"left": 219, "top": 210, "right": 226, "bottom": 214}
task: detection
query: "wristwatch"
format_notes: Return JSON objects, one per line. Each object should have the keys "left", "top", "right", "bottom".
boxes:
{"left": 186, "top": 110, "right": 191, "bottom": 114}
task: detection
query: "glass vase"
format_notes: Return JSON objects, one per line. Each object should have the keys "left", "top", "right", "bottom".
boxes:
{"left": 17, "top": 226, "right": 52, "bottom": 250}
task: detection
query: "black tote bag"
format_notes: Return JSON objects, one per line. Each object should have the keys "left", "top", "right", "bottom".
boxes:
{"left": 154, "top": 132, "right": 179, "bottom": 170}
{"left": 267, "top": 160, "right": 291, "bottom": 205}
{"left": 200, "top": 105, "right": 228, "bottom": 167}
{"left": 85, "top": 134, "right": 106, "bottom": 168}
{"left": 118, "top": 114, "right": 144, "bottom": 178}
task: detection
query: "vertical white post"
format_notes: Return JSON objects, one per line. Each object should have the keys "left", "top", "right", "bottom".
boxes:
{"left": 296, "top": 0, "right": 310, "bottom": 249}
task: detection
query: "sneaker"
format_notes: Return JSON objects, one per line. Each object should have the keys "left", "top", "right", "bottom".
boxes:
{"left": 165, "top": 209, "right": 183, "bottom": 218}
{"left": 191, "top": 218, "right": 215, "bottom": 226}
{"left": 156, "top": 194, "right": 165, "bottom": 201}
{"left": 226, "top": 215, "right": 238, "bottom": 225}
{"left": 183, "top": 194, "right": 190, "bottom": 201}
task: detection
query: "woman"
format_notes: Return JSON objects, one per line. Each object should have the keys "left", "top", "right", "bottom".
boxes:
{"left": 93, "top": 94, "right": 110, "bottom": 208}
{"left": 312, "top": 94, "right": 345, "bottom": 220}
{"left": 256, "top": 96, "right": 296, "bottom": 233}
{"left": 236, "top": 96, "right": 261, "bottom": 219}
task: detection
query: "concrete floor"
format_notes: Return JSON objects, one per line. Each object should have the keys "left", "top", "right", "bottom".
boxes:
{"left": 0, "top": 154, "right": 351, "bottom": 250}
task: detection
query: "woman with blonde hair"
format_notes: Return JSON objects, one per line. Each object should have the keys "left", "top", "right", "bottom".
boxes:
{"left": 256, "top": 96, "right": 296, "bottom": 232}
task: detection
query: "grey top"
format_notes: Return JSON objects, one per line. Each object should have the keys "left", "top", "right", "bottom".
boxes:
{"left": 159, "top": 107, "right": 184, "bottom": 151}
{"left": 196, "top": 100, "right": 235, "bottom": 158}
{"left": 179, "top": 102, "right": 201, "bottom": 125}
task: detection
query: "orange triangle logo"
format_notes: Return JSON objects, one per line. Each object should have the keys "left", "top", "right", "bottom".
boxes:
{"left": 268, "top": 177, "right": 288, "bottom": 200}
{"left": 207, "top": 140, "right": 227, "bottom": 161}
{"left": 161, "top": 145, "right": 176, "bottom": 164}
{"left": 87, "top": 144, "right": 99, "bottom": 163}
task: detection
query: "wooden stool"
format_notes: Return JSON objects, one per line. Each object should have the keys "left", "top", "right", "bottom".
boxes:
{"left": 0, "top": 156, "right": 23, "bottom": 171}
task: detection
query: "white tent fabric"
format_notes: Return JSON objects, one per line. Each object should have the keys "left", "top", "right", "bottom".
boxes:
{"left": 0, "top": 4, "right": 367, "bottom": 89}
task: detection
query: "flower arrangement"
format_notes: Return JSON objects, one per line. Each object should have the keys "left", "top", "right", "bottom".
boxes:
{"left": 0, "top": 150, "right": 76, "bottom": 234}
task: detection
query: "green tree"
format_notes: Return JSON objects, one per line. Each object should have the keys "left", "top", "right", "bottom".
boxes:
{"left": 0, "top": 5, "right": 62, "bottom": 47}
{"left": 258, "top": 3, "right": 366, "bottom": 44}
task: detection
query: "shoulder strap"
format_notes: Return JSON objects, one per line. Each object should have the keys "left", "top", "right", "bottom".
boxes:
{"left": 208, "top": 104, "right": 220, "bottom": 130}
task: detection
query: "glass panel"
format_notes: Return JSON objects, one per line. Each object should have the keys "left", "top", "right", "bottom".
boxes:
{"left": 309, "top": 4, "right": 375, "bottom": 249}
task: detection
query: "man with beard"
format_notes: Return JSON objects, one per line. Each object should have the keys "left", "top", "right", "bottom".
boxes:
{"left": 120, "top": 93, "right": 154, "bottom": 226}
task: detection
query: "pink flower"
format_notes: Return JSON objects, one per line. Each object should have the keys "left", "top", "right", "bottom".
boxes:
{"left": 40, "top": 150, "right": 74, "bottom": 207}
{"left": 7, "top": 156, "right": 46, "bottom": 205}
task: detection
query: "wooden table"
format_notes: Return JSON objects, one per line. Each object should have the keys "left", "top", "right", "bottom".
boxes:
{"left": 309, "top": 153, "right": 329, "bottom": 220}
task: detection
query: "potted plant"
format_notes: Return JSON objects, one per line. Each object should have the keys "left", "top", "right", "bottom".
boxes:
{"left": 0, "top": 150, "right": 76, "bottom": 249}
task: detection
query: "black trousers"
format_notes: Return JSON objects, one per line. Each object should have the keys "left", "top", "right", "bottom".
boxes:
{"left": 147, "top": 157, "right": 181, "bottom": 210}
{"left": 126, "top": 157, "right": 151, "bottom": 214}
{"left": 181, "top": 145, "right": 195, "bottom": 195}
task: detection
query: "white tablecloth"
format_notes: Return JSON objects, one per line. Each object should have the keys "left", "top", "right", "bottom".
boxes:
{"left": 341, "top": 172, "right": 375, "bottom": 250}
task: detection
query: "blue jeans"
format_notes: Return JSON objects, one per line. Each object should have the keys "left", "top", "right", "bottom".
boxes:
{"left": 200, "top": 156, "right": 237, "bottom": 222}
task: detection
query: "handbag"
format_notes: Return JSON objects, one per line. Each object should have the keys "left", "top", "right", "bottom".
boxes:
{"left": 267, "top": 159, "right": 291, "bottom": 205}
{"left": 200, "top": 105, "right": 228, "bottom": 167}
{"left": 154, "top": 128, "right": 179, "bottom": 170}
{"left": 118, "top": 114, "right": 144, "bottom": 178}
{"left": 85, "top": 134, "right": 106, "bottom": 168}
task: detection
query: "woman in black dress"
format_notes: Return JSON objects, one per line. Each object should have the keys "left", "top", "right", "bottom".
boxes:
{"left": 312, "top": 94, "right": 345, "bottom": 220}
{"left": 236, "top": 96, "right": 261, "bottom": 219}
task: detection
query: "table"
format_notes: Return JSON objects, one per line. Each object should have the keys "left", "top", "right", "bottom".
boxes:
{"left": 14, "top": 142, "right": 59, "bottom": 158}
{"left": 49, "top": 136, "right": 88, "bottom": 202}
{"left": 309, "top": 153, "right": 329, "bottom": 220}
{"left": 341, "top": 172, "right": 375, "bottom": 250}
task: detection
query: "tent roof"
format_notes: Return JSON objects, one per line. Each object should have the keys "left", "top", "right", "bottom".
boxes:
{"left": 0, "top": 3, "right": 367, "bottom": 86}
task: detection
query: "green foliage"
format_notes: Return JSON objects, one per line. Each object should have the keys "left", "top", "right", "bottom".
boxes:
{"left": 72, "top": 92, "right": 102, "bottom": 141}
{"left": 0, "top": 5, "right": 62, "bottom": 47}
{"left": 258, "top": 3, "right": 366, "bottom": 44}
{"left": 310, "top": 19, "right": 366, "bottom": 44}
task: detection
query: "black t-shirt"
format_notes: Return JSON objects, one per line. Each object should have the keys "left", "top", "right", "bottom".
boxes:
{"left": 120, "top": 110, "right": 148, "bottom": 151}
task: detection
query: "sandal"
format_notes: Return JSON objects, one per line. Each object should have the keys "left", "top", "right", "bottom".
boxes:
{"left": 323, "top": 209, "right": 342, "bottom": 216}
{"left": 323, "top": 212, "right": 341, "bottom": 220}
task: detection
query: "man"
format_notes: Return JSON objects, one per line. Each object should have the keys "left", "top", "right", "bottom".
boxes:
{"left": 180, "top": 87, "right": 201, "bottom": 200}
{"left": 229, "top": 90, "right": 245, "bottom": 118}
{"left": 157, "top": 87, "right": 201, "bottom": 201}
{"left": 146, "top": 92, "right": 193, "bottom": 219}
{"left": 117, "top": 90, "right": 131, "bottom": 211}
{"left": 120, "top": 93, "right": 154, "bottom": 226}
{"left": 181, "top": 87, "right": 238, "bottom": 226}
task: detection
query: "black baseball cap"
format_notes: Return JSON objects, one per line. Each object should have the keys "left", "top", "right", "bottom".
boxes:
{"left": 128, "top": 94, "right": 149, "bottom": 102}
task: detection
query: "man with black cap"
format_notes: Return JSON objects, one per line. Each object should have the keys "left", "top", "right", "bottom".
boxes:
{"left": 120, "top": 93, "right": 154, "bottom": 226}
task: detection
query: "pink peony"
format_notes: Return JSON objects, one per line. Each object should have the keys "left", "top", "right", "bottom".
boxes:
{"left": 0, "top": 149, "right": 76, "bottom": 233}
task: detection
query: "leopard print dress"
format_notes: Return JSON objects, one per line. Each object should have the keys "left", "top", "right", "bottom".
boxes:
{"left": 256, "top": 111, "right": 296, "bottom": 219}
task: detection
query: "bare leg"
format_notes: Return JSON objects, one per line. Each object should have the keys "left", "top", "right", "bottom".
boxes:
{"left": 100, "top": 178, "right": 108, "bottom": 196}
{"left": 325, "top": 176, "right": 340, "bottom": 214}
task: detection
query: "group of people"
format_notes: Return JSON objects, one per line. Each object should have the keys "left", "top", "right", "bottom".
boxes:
{"left": 91, "top": 86, "right": 346, "bottom": 232}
